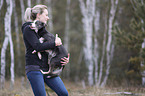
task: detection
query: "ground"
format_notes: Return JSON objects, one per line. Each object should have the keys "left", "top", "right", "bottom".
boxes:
{"left": 0, "top": 78, "right": 145, "bottom": 96}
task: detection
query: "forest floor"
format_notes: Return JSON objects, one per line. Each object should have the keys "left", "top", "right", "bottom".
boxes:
{"left": 0, "top": 78, "right": 145, "bottom": 96}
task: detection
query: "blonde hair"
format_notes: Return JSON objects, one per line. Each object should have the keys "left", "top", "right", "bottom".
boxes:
{"left": 24, "top": 5, "right": 48, "bottom": 22}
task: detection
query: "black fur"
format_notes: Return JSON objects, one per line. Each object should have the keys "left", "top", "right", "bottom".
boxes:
{"left": 43, "top": 32, "right": 68, "bottom": 70}
{"left": 31, "top": 20, "right": 68, "bottom": 76}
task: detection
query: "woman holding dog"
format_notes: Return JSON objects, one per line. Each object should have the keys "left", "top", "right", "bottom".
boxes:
{"left": 22, "top": 5, "right": 69, "bottom": 96}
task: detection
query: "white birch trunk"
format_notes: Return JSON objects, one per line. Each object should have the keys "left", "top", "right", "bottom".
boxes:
{"left": 27, "top": 0, "right": 31, "bottom": 7}
{"left": 1, "top": 38, "right": 9, "bottom": 89}
{"left": 9, "top": 27, "right": 15, "bottom": 89}
{"left": 8, "top": 0, "right": 14, "bottom": 89}
{"left": 79, "top": 0, "right": 96, "bottom": 86}
{"left": 0, "top": 0, "right": 3, "bottom": 11}
{"left": 36, "top": 0, "right": 41, "bottom": 4}
{"left": 101, "top": 0, "right": 118, "bottom": 87}
{"left": 63, "top": 0, "right": 71, "bottom": 79}
{"left": 94, "top": 9, "right": 100, "bottom": 85}
{"left": 45, "top": 0, "right": 53, "bottom": 32}
{"left": 1, "top": 0, "right": 13, "bottom": 89}
{"left": 20, "top": 0, "right": 25, "bottom": 24}
{"left": 97, "top": 14, "right": 107, "bottom": 86}
{"left": 64, "top": 0, "right": 70, "bottom": 50}
{"left": 13, "top": 0, "right": 21, "bottom": 76}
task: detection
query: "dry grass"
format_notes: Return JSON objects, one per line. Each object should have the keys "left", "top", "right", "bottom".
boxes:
{"left": 0, "top": 78, "right": 145, "bottom": 96}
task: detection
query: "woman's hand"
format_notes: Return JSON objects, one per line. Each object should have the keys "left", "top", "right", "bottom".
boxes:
{"left": 55, "top": 34, "right": 62, "bottom": 46}
{"left": 61, "top": 53, "right": 70, "bottom": 66}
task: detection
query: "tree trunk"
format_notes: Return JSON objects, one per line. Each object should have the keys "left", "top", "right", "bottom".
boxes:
{"left": 27, "top": 0, "right": 31, "bottom": 7}
{"left": 1, "top": 0, "right": 13, "bottom": 89}
{"left": 101, "top": 0, "right": 118, "bottom": 87}
{"left": 13, "top": 0, "right": 21, "bottom": 76}
{"left": 9, "top": 27, "right": 15, "bottom": 89}
{"left": 45, "top": 0, "right": 53, "bottom": 32}
{"left": 63, "top": 0, "right": 71, "bottom": 79}
{"left": 64, "top": 0, "right": 70, "bottom": 50}
{"left": 94, "top": 7, "right": 100, "bottom": 85}
{"left": 79, "top": 0, "right": 96, "bottom": 86}
{"left": 0, "top": 0, "right": 3, "bottom": 11}
{"left": 1, "top": 38, "right": 9, "bottom": 89}
{"left": 97, "top": 13, "right": 107, "bottom": 86}
{"left": 36, "top": 0, "right": 41, "bottom": 4}
{"left": 20, "top": 0, "right": 25, "bottom": 24}
{"left": 7, "top": 0, "right": 14, "bottom": 89}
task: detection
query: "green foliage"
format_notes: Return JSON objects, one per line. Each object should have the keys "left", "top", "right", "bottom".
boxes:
{"left": 113, "top": 19, "right": 144, "bottom": 51}
{"left": 112, "top": 0, "right": 145, "bottom": 85}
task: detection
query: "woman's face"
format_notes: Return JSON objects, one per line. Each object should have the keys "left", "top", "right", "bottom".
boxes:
{"left": 37, "top": 9, "right": 49, "bottom": 24}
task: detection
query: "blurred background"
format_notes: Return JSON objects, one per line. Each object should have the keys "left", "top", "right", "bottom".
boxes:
{"left": 0, "top": 0, "right": 145, "bottom": 90}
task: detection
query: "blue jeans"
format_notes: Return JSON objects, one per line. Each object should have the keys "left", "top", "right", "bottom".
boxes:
{"left": 26, "top": 71, "right": 68, "bottom": 96}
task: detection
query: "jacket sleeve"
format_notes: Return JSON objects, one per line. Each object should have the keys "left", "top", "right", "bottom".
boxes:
{"left": 23, "top": 26, "right": 55, "bottom": 52}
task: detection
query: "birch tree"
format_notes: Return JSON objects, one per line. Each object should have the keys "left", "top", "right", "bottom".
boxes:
{"left": 0, "top": 0, "right": 3, "bottom": 12}
{"left": 79, "top": 0, "right": 96, "bottom": 86}
{"left": 36, "top": 0, "right": 41, "bottom": 4}
{"left": 94, "top": 0, "right": 100, "bottom": 86}
{"left": 27, "top": 0, "right": 31, "bottom": 7}
{"left": 63, "top": 0, "right": 71, "bottom": 79}
{"left": 20, "top": 0, "right": 25, "bottom": 24}
{"left": 96, "top": 13, "right": 107, "bottom": 86}
{"left": 45, "top": 0, "right": 53, "bottom": 32}
{"left": 1, "top": 35, "right": 9, "bottom": 89}
{"left": 101, "top": 0, "right": 118, "bottom": 87}
{"left": 13, "top": 0, "right": 21, "bottom": 76}
{"left": 1, "top": 0, "right": 13, "bottom": 89}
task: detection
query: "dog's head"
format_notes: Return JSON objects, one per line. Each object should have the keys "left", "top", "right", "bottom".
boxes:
{"left": 30, "top": 20, "right": 47, "bottom": 32}
{"left": 34, "top": 20, "right": 47, "bottom": 29}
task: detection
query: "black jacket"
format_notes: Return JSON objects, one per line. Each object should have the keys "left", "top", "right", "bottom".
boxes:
{"left": 21, "top": 22, "right": 55, "bottom": 73}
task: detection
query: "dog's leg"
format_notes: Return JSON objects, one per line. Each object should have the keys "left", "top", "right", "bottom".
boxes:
{"left": 32, "top": 50, "right": 36, "bottom": 54}
{"left": 37, "top": 52, "right": 42, "bottom": 59}
{"left": 32, "top": 50, "right": 42, "bottom": 59}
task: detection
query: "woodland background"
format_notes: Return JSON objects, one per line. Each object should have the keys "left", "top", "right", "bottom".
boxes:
{"left": 0, "top": 0, "right": 145, "bottom": 93}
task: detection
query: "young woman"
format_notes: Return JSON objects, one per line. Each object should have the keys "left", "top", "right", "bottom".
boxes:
{"left": 21, "top": 5, "right": 69, "bottom": 96}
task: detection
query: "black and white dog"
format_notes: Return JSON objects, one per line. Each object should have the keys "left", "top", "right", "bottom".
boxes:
{"left": 30, "top": 20, "right": 68, "bottom": 77}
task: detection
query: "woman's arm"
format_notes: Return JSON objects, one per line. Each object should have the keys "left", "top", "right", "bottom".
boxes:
{"left": 23, "top": 26, "right": 55, "bottom": 52}
{"left": 38, "top": 28, "right": 62, "bottom": 46}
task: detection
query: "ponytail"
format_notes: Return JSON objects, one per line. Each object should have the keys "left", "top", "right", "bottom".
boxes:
{"left": 24, "top": 8, "right": 32, "bottom": 22}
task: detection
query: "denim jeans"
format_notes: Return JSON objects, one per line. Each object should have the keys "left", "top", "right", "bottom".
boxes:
{"left": 27, "top": 71, "right": 68, "bottom": 96}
